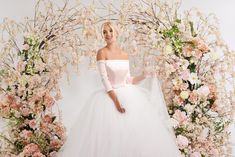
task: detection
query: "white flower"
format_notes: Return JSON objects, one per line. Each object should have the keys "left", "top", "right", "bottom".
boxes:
{"left": 188, "top": 73, "right": 201, "bottom": 84}
{"left": 197, "top": 85, "right": 210, "bottom": 97}
{"left": 164, "top": 45, "right": 173, "bottom": 54}
{"left": 170, "top": 118, "right": 179, "bottom": 128}
{"left": 185, "top": 104, "right": 194, "bottom": 114}
{"left": 200, "top": 127, "right": 209, "bottom": 139}
{"left": 180, "top": 91, "right": 189, "bottom": 99}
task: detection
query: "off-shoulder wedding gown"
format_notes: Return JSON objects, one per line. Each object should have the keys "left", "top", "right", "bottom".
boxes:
{"left": 59, "top": 60, "right": 182, "bottom": 157}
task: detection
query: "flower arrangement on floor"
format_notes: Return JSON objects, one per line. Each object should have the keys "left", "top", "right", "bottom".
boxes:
{"left": 0, "top": 0, "right": 87, "bottom": 156}
{"left": 125, "top": 0, "right": 235, "bottom": 156}
{"left": 0, "top": 0, "right": 234, "bottom": 156}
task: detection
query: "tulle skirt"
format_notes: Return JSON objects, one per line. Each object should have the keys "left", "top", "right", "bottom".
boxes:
{"left": 58, "top": 83, "right": 182, "bottom": 157}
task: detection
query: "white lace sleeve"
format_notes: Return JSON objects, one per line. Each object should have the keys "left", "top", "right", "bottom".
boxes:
{"left": 97, "top": 60, "right": 113, "bottom": 92}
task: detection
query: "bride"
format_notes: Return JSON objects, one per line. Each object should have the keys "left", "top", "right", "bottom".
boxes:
{"left": 59, "top": 21, "right": 182, "bottom": 157}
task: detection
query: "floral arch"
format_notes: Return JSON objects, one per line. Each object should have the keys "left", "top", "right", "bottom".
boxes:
{"left": 0, "top": 0, "right": 234, "bottom": 156}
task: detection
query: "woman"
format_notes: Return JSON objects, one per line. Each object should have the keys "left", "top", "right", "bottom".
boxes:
{"left": 59, "top": 21, "right": 182, "bottom": 157}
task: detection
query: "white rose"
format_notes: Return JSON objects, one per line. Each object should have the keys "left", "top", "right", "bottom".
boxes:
{"left": 164, "top": 45, "right": 173, "bottom": 54}
{"left": 180, "top": 91, "right": 189, "bottom": 99}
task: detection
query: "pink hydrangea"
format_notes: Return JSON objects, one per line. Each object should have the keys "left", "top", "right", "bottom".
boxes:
{"left": 197, "top": 85, "right": 210, "bottom": 97}
{"left": 173, "top": 110, "right": 187, "bottom": 124}
{"left": 23, "top": 143, "right": 40, "bottom": 156}
{"left": 176, "top": 135, "right": 189, "bottom": 149}
{"left": 20, "top": 130, "right": 33, "bottom": 139}
{"left": 209, "top": 148, "right": 219, "bottom": 157}
{"left": 191, "top": 151, "right": 201, "bottom": 157}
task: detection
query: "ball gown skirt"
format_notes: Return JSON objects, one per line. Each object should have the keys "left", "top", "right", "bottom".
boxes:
{"left": 58, "top": 60, "right": 182, "bottom": 157}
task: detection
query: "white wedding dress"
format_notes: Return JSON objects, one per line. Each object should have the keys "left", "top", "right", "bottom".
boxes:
{"left": 58, "top": 59, "right": 182, "bottom": 157}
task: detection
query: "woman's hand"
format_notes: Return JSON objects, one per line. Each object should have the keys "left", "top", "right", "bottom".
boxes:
{"left": 107, "top": 90, "right": 125, "bottom": 114}
{"left": 115, "top": 103, "right": 126, "bottom": 113}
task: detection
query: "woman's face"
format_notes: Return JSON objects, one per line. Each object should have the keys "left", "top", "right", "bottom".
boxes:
{"left": 102, "top": 25, "right": 117, "bottom": 44}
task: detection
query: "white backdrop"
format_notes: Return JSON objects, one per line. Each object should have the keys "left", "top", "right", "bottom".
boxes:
{"left": 0, "top": 0, "right": 235, "bottom": 155}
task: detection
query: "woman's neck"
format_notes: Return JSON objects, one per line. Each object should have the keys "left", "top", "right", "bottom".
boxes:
{"left": 106, "top": 42, "right": 119, "bottom": 51}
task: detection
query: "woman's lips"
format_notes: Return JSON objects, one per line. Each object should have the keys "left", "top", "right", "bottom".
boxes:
{"left": 105, "top": 36, "right": 112, "bottom": 40}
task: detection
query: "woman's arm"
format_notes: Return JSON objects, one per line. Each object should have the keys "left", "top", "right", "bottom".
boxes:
{"left": 132, "top": 73, "right": 146, "bottom": 84}
{"left": 96, "top": 49, "right": 125, "bottom": 113}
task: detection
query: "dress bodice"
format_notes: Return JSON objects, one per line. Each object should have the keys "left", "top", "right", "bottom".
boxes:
{"left": 105, "top": 60, "right": 131, "bottom": 88}
{"left": 97, "top": 60, "right": 132, "bottom": 91}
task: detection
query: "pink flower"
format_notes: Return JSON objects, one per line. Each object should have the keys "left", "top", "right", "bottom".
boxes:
{"left": 176, "top": 135, "right": 189, "bottom": 149}
{"left": 43, "top": 114, "right": 53, "bottom": 123}
{"left": 192, "top": 37, "right": 209, "bottom": 53}
{"left": 179, "top": 83, "right": 188, "bottom": 90}
{"left": 209, "top": 148, "right": 219, "bottom": 157}
{"left": 197, "top": 85, "right": 210, "bottom": 97}
{"left": 50, "top": 139, "right": 63, "bottom": 150}
{"left": 23, "top": 143, "right": 40, "bottom": 156}
{"left": 17, "top": 61, "right": 26, "bottom": 72}
{"left": 20, "top": 130, "right": 33, "bottom": 139}
{"left": 40, "top": 122, "right": 51, "bottom": 134}
{"left": 29, "top": 119, "right": 37, "bottom": 129}
{"left": 190, "top": 152, "right": 201, "bottom": 157}
{"left": 44, "top": 93, "right": 55, "bottom": 108}
{"left": 173, "top": 96, "right": 184, "bottom": 106}
{"left": 173, "top": 110, "right": 187, "bottom": 124}
{"left": 183, "top": 45, "right": 193, "bottom": 57}
{"left": 0, "top": 102, "right": 10, "bottom": 116}
{"left": 49, "top": 151, "right": 57, "bottom": 157}
{"left": 189, "top": 91, "right": 198, "bottom": 104}
{"left": 193, "top": 49, "right": 203, "bottom": 59}
{"left": 23, "top": 44, "right": 30, "bottom": 50}
{"left": 180, "top": 70, "right": 190, "bottom": 80}
{"left": 21, "top": 107, "right": 31, "bottom": 116}
{"left": 32, "top": 152, "right": 46, "bottom": 157}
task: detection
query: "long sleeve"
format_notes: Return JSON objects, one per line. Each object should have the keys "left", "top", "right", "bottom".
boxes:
{"left": 97, "top": 60, "right": 113, "bottom": 92}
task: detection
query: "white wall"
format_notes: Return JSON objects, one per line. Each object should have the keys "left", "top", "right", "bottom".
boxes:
{"left": 1, "top": 0, "right": 234, "bottom": 49}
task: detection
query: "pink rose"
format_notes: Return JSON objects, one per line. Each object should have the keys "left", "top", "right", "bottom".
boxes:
{"left": 23, "top": 143, "right": 40, "bottom": 156}
{"left": 32, "top": 152, "right": 46, "bottom": 157}
{"left": 16, "top": 61, "right": 26, "bottom": 72}
{"left": 49, "top": 151, "right": 57, "bottom": 157}
{"left": 176, "top": 135, "right": 189, "bottom": 149}
{"left": 209, "top": 148, "right": 219, "bottom": 157}
{"left": 173, "top": 96, "right": 184, "bottom": 106}
{"left": 20, "top": 130, "right": 33, "bottom": 139}
{"left": 189, "top": 91, "right": 198, "bottom": 104}
{"left": 23, "top": 44, "right": 30, "bottom": 50}
{"left": 29, "top": 119, "right": 37, "bottom": 129}
{"left": 192, "top": 37, "right": 209, "bottom": 53}
{"left": 197, "top": 85, "right": 210, "bottom": 97}
{"left": 44, "top": 93, "right": 55, "bottom": 108}
{"left": 193, "top": 49, "right": 203, "bottom": 59}
{"left": 21, "top": 107, "right": 31, "bottom": 116}
{"left": 50, "top": 139, "right": 63, "bottom": 150}
{"left": 180, "top": 70, "right": 190, "bottom": 81}
{"left": 173, "top": 110, "right": 187, "bottom": 124}
{"left": 40, "top": 122, "right": 51, "bottom": 134}
{"left": 43, "top": 114, "right": 53, "bottom": 123}
{"left": 183, "top": 45, "right": 193, "bottom": 57}
{"left": 191, "top": 152, "right": 201, "bottom": 157}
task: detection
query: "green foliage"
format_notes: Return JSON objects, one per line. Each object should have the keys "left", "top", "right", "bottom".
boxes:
{"left": 161, "top": 24, "right": 184, "bottom": 55}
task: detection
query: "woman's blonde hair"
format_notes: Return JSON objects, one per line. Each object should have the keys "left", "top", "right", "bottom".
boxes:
{"left": 101, "top": 21, "right": 119, "bottom": 38}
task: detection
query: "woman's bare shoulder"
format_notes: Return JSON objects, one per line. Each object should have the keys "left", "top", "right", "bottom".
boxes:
{"left": 121, "top": 50, "right": 129, "bottom": 60}
{"left": 96, "top": 47, "right": 108, "bottom": 61}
